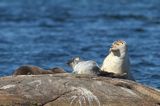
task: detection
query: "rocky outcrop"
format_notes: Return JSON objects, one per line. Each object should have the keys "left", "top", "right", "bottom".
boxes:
{"left": 0, "top": 73, "right": 159, "bottom": 106}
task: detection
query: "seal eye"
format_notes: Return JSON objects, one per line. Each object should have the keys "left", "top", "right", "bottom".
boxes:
{"left": 120, "top": 42, "right": 123, "bottom": 44}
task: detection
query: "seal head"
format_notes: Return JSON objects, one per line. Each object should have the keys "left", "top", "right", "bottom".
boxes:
{"left": 67, "top": 57, "right": 81, "bottom": 68}
{"left": 109, "top": 40, "right": 128, "bottom": 57}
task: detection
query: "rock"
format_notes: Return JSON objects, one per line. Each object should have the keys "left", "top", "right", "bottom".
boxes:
{"left": 0, "top": 73, "right": 159, "bottom": 106}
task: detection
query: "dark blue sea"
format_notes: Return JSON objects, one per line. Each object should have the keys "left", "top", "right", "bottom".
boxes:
{"left": 0, "top": 0, "right": 159, "bottom": 88}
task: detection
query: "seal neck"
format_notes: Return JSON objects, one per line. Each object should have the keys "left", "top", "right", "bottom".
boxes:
{"left": 111, "top": 46, "right": 128, "bottom": 59}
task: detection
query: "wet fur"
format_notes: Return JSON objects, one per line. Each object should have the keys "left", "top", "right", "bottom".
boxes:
{"left": 13, "top": 65, "right": 66, "bottom": 75}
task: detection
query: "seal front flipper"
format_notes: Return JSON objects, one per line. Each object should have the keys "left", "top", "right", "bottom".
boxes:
{"left": 98, "top": 71, "right": 128, "bottom": 79}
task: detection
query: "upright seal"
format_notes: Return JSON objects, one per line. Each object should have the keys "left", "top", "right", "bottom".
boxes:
{"left": 101, "top": 40, "right": 134, "bottom": 80}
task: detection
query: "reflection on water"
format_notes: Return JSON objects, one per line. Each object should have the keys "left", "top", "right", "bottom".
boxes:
{"left": 0, "top": 0, "right": 159, "bottom": 88}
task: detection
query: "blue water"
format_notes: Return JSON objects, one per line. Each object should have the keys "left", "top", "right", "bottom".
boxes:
{"left": 0, "top": 0, "right": 159, "bottom": 88}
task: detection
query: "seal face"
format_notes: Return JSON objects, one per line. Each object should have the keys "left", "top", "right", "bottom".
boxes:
{"left": 101, "top": 40, "right": 134, "bottom": 80}
{"left": 67, "top": 57, "right": 100, "bottom": 75}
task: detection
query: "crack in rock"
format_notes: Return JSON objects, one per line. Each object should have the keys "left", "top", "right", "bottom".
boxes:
{"left": 42, "top": 91, "right": 72, "bottom": 105}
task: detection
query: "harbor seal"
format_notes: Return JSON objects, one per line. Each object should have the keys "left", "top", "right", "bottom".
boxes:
{"left": 67, "top": 57, "right": 101, "bottom": 76}
{"left": 13, "top": 65, "right": 66, "bottom": 75}
{"left": 67, "top": 57, "right": 128, "bottom": 79}
{"left": 101, "top": 40, "right": 134, "bottom": 80}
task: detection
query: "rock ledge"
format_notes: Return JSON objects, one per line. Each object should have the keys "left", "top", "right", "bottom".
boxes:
{"left": 0, "top": 73, "right": 160, "bottom": 106}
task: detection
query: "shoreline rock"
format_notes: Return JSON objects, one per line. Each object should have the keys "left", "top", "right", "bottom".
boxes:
{"left": 0, "top": 73, "right": 159, "bottom": 106}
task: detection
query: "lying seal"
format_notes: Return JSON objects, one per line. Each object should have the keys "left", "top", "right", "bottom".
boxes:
{"left": 67, "top": 57, "right": 128, "bottom": 79}
{"left": 67, "top": 57, "right": 101, "bottom": 76}
{"left": 101, "top": 40, "right": 134, "bottom": 80}
{"left": 13, "top": 65, "right": 66, "bottom": 75}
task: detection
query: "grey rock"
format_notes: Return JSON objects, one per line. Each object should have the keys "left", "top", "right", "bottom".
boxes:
{"left": 0, "top": 73, "right": 159, "bottom": 106}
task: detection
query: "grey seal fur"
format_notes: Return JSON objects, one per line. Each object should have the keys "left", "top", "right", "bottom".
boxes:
{"left": 67, "top": 57, "right": 100, "bottom": 76}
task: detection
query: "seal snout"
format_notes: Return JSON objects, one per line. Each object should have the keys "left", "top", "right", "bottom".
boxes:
{"left": 110, "top": 40, "right": 126, "bottom": 52}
